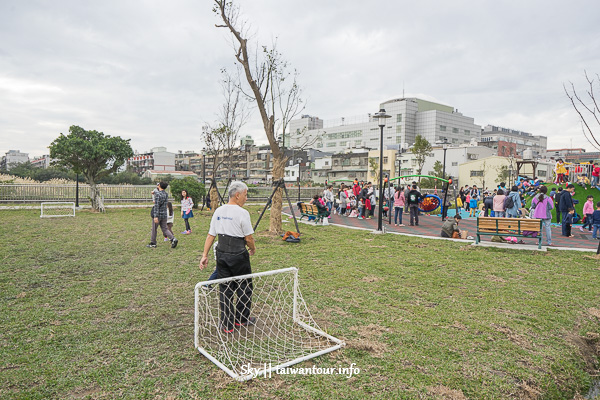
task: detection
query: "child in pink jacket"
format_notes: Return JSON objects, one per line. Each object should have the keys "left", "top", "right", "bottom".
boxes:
{"left": 581, "top": 195, "right": 595, "bottom": 232}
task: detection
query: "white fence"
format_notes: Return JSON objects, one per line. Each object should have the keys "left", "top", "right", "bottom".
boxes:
{"left": 0, "top": 184, "right": 325, "bottom": 204}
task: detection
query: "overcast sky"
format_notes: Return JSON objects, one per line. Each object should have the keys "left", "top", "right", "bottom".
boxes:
{"left": 1, "top": 0, "right": 599, "bottom": 158}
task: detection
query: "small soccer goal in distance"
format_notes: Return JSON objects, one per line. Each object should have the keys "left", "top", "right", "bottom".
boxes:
{"left": 194, "top": 267, "right": 345, "bottom": 381}
{"left": 40, "top": 202, "right": 76, "bottom": 218}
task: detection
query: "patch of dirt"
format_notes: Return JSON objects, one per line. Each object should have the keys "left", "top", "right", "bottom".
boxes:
{"left": 368, "top": 245, "right": 387, "bottom": 248}
{"left": 515, "top": 380, "right": 543, "bottom": 400}
{"left": 486, "top": 275, "right": 507, "bottom": 283}
{"left": 350, "top": 323, "right": 391, "bottom": 338}
{"left": 449, "top": 321, "right": 467, "bottom": 330}
{"left": 490, "top": 324, "right": 531, "bottom": 349}
{"left": 361, "top": 276, "right": 383, "bottom": 283}
{"left": 348, "top": 323, "right": 390, "bottom": 358}
{"left": 565, "top": 332, "right": 600, "bottom": 372}
{"left": 427, "top": 385, "right": 467, "bottom": 400}
{"left": 348, "top": 339, "right": 387, "bottom": 358}
{"left": 588, "top": 308, "right": 600, "bottom": 320}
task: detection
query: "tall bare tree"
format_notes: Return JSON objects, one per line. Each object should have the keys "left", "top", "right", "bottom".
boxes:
{"left": 564, "top": 71, "right": 600, "bottom": 152}
{"left": 201, "top": 70, "right": 250, "bottom": 209}
{"left": 213, "top": 0, "right": 305, "bottom": 234}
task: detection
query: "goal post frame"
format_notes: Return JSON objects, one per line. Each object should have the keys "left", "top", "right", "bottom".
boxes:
{"left": 40, "top": 202, "right": 76, "bottom": 218}
{"left": 194, "top": 267, "right": 345, "bottom": 381}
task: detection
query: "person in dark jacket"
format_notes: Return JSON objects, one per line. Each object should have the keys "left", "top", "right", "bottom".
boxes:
{"left": 555, "top": 186, "right": 563, "bottom": 224}
{"left": 147, "top": 182, "right": 178, "bottom": 248}
{"left": 483, "top": 192, "right": 494, "bottom": 217}
{"left": 407, "top": 185, "right": 422, "bottom": 226}
{"left": 558, "top": 184, "right": 575, "bottom": 236}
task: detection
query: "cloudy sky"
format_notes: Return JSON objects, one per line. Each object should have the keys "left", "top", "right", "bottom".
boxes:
{"left": 1, "top": 0, "right": 599, "bottom": 158}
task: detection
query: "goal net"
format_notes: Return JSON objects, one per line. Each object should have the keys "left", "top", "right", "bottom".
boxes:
{"left": 194, "top": 267, "right": 344, "bottom": 381}
{"left": 40, "top": 202, "right": 76, "bottom": 218}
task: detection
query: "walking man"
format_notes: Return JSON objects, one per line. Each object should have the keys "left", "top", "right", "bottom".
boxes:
{"left": 147, "top": 181, "right": 178, "bottom": 248}
{"left": 199, "top": 181, "right": 257, "bottom": 333}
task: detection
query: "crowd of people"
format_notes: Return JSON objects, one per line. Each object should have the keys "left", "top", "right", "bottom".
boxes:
{"left": 307, "top": 174, "right": 600, "bottom": 247}
{"left": 307, "top": 180, "right": 425, "bottom": 227}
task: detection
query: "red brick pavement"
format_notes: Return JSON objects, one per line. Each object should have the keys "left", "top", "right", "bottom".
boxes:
{"left": 283, "top": 207, "right": 600, "bottom": 251}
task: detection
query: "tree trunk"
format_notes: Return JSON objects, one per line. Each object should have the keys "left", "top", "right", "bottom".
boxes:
{"left": 88, "top": 178, "right": 100, "bottom": 212}
{"left": 210, "top": 186, "right": 219, "bottom": 211}
{"left": 269, "top": 154, "right": 286, "bottom": 234}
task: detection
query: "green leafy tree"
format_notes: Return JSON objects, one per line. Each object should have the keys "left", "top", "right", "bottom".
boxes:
{"left": 411, "top": 135, "right": 433, "bottom": 182}
{"left": 421, "top": 160, "right": 445, "bottom": 188}
{"left": 368, "top": 157, "right": 379, "bottom": 184}
{"left": 169, "top": 177, "right": 206, "bottom": 209}
{"left": 49, "top": 125, "right": 133, "bottom": 211}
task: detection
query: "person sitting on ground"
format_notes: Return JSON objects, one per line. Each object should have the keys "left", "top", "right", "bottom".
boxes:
{"left": 441, "top": 214, "right": 462, "bottom": 238}
{"left": 577, "top": 174, "right": 590, "bottom": 190}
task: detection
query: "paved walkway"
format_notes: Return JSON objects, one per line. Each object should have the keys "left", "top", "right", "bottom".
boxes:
{"left": 283, "top": 206, "right": 600, "bottom": 252}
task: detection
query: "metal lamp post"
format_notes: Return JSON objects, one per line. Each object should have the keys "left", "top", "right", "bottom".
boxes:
{"left": 435, "top": 138, "right": 449, "bottom": 180}
{"left": 75, "top": 173, "right": 79, "bottom": 208}
{"left": 373, "top": 108, "right": 391, "bottom": 232}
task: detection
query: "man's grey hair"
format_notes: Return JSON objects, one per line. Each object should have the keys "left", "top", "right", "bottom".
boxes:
{"left": 228, "top": 181, "right": 249, "bottom": 198}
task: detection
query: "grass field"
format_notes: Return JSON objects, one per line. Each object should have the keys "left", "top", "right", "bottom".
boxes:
{"left": 1, "top": 207, "right": 600, "bottom": 399}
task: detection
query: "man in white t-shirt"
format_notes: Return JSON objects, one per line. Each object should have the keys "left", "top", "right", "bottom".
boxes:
{"left": 200, "top": 181, "right": 257, "bottom": 333}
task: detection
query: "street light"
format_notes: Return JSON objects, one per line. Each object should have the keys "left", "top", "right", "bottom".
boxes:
{"left": 373, "top": 108, "right": 391, "bottom": 232}
{"left": 435, "top": 138, "right": 449, "bottom": 180}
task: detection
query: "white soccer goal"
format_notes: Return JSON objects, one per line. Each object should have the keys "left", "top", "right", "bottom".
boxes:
{"left": 195, "top": 267, "right": 345, "bottom": 381}
{"left": 40, "top": 202, "right": 76, "bottom": 218}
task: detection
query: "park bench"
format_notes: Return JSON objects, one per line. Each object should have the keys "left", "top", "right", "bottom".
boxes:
{"left": 476, "top": 217, "right": 543, "bottom": 249}
{"left": 297, "top": 202, "right": 325, "bottom": 224}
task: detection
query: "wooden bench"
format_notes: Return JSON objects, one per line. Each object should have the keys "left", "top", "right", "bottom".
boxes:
{"left": 476, "top": 217, "right": 543, "bottom": 249}
{"left": 297, "top": 202, "right": 325, "bottom": 223}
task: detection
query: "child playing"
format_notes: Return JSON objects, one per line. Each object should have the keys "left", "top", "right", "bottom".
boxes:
{"left": 164, "top": 202, "right": 175, "bottom": 241}
{"left": 592, "top": 202, "right": 600, "bottom": 240}
{"left": 180, "top": 190, "right": 194, "bottom": 234}
{"left": 469, "top": 195, "right": 478, "bottom": 217}
{"left": 465, "top": 193, "right": 471, "bottom": 212}
{"left": 364, "top": 195, "right": 372, "bottom": 219}
{"left": 581, "top": 195, "right": 594, "bottom": 232}
{"left": 369, "top": 191, "right": 376, "bottom": 219}
{"left": 564, "top": 208, "right": 575, "bottom": 237}
{"left": 358, "top": 198, "right": 364, "bottom": 219}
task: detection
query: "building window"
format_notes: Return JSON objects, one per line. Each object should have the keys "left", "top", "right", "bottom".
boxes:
{"left": 464, "top": 130, "right": 470, "bottom": 135}
{"left": 291, "top": 171, "right": 295, "bottom": 177}
{"left": 537, "top": 170, "right": 547, "bottom": 177}
{"left": 468, "top": 154, "right": 478, "bottom": 160}
{"left": 383, "top": 157, "right": 388, "bottom": 164}
{"left": 324, "top": 161, "right": 329, "bottom": 166}
{"left": 342, "top": 159, "right": 350, "bottom": 166}
{"left": 440, "top": 125, "right": 446, "bottom": 131}
{"left": 470, "top": 170, "right": 484, "bottom": 177}
{"left": 334, "top": 160, "right": 339, "bottom": 166}
{"left": 396, "top": 126, "right": 402, "bottom": 134}
{"left": 316, "top": 143, "right": 323, "bottom": 148}
{"left": 339, "top": 141, "right": 347, "bottom": 147}
{"left": 451, "top": 162, "right": 458, "bottom": 166}
{"left": 452, "top": 128, "right": 458, "bottom": 133}
{"left": 326, "top": 142, "right": 336, "bottom": 147}
{"left": 396, "top": 136, "right": 403, "bottom": 144}
{"left": 396, "top": 114, "right": 402, "bottom": 122}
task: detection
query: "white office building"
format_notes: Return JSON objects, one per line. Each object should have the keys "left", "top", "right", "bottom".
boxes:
{"left": 288, "top": 98, "right": 481, "bottom": 154}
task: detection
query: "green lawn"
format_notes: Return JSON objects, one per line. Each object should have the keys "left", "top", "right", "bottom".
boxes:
{"left": 1, "top": 207, "right": 600, "bottom": 399}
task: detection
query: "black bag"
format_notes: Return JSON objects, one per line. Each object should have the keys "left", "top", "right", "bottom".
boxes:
{"left": 504, "top": 195, "right": 514, "bottom": 210}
